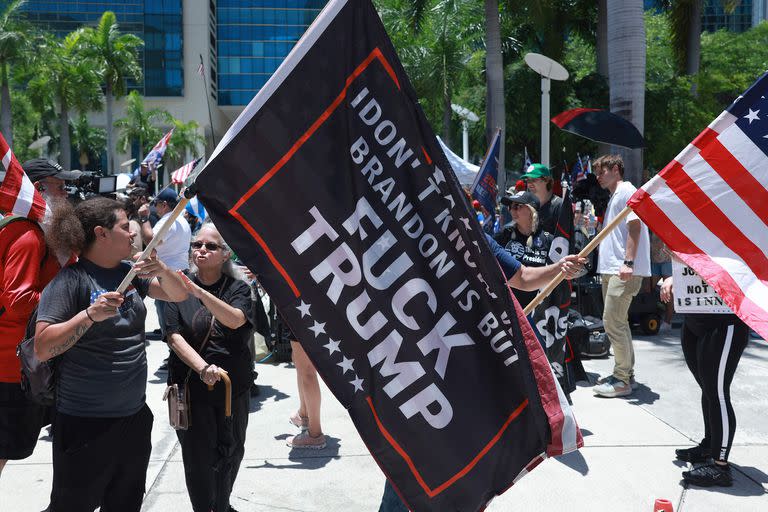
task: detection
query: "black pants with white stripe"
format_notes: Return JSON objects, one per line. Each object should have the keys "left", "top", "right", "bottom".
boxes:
{"left": 681, "top": 314, "right": 749, "bottom": 462}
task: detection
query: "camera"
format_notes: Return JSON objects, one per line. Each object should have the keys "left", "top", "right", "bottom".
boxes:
{"left": 67, "top": 172, "right": 118, "bottom": 202}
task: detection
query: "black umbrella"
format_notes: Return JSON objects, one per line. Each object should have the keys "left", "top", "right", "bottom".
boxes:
{"left": 551, "top": 108, "right": 645, "bottom": 149}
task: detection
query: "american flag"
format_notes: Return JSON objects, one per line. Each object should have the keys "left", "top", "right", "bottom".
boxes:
{"left": 0, "top": 132, "right": 49, "bottom": 223}
{"left": 628, "top": 71, "right": 768, "bottom": 340}
{"left": 141, "top": 129, "right": 174, "bottom": 167}
{"left": 171, "top": 157, "right": 202, "bottom": 184}
{"left": 571, "top": 154, "right": 588, "bottom": 182}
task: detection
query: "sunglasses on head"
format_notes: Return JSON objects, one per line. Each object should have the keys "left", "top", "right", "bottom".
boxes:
{"left": 191, "top": 241, "right": 222, "bottom": 251}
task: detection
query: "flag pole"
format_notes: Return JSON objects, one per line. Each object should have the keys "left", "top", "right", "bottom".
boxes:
{"left": 522, "top": 205, "right": 633, "bottom": 315}
{"left": 199, "top": 54, "right": 218, "bottom": 149}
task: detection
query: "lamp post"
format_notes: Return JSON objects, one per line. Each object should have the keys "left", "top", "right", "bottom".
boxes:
{"left": 524, "top": 53, "right": 569, "bottom": 167}
{"left": 451, "top": 103, "right": 480, "bottom": 161}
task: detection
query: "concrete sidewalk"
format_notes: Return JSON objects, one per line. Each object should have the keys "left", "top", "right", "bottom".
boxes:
{"left": 3, "top": 301, "right": 767, "bottom": 511}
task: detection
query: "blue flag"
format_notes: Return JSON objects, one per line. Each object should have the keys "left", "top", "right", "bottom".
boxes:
{"left": 470, "top": 129, "right": 501, "bottom": 223}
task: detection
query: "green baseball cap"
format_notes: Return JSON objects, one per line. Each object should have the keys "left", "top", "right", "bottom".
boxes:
{"left": 521, "top": 163, "right": 551, "bottom": 180}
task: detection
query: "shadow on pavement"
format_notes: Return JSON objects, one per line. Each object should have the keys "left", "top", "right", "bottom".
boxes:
{"left": 680, "top": 468, "right": 768, "bottom": 497}
{"left": 626, "top": 383, "right": 660, "bottom": 405}
{"left": 249, "top": 385, "right": 290, "bottom": 413}
{"left": 245, "top": 436, "right": 341, "bottom": 470}
{"left": 554, "top": 449, "right": 590, "bottom": 476}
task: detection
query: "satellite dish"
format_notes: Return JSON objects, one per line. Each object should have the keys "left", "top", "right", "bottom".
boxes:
{"left": 28, "top": 135, "right": 51, "bottom": 150}
{"left": 451, "top": 103, "right": 480, "bottom": 123}
{"left": 524, "top": 53, "right": 569, "bottom": 81}
{"left": 120, "top": 158, "right": 137, "bottom": 167}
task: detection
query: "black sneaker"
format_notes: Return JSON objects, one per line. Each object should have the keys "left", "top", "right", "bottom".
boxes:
{"left": 675, "top": 444, "right": 711, "bottom": 463}
{"left": 683, "top": 462, "right": 733, "bottom": 487}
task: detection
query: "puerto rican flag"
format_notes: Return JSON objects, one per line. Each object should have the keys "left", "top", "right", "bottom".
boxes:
{"left": 171, "top": 157, "right": 202, "bottom": 185}
{"left": 141, "top": 129, "right": 174, "bottom": 167}
{"left": 0, "top": 132, "right": 49, "bottom": 223}
{"left": 628, "top": 71, "right": 768, "bottom": 340}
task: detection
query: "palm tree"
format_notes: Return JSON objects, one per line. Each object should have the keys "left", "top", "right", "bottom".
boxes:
{"left": 379, "top": 0, "right": 478, "bottom": 146}
{"left": 165, "top": 118, "right": 205, "bottom": 168}
{"left": 114, "top": 90, "right": 171, "bottom": 159}
{"left": 28, "top": 33, "right": 104, "bottom": 169}
{"left": 78, "top": 11, "right": 143, "bottom": 174}
{"left": 607, "top": 0, "right": 646, "bottom": 185}
{"left": 0, "top": 0, "right": 30, "bottom": 148}
{"left": 396, "top": 0, "right": 506, "bottom": 188}
{"left": 71, "top": 113, "right": 106, "bottom": 171}
{"left": 659, "top": 0, "right": 741, "bottom": 77}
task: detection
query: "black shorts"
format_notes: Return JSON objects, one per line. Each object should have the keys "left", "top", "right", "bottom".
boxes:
{"left": 0, "top": 382, "right": 48, "bottom": 459}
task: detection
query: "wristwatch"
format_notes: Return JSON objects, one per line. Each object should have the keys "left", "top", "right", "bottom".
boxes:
{"left": 623, "top": 260, "right": 635, "bottom": 267}
{"left": 139, "top": 217, "right": 149, "bottom": 224}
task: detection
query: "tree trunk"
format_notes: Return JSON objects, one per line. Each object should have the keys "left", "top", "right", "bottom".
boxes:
{"left": 607, "top": 0, "right": 646, "bottom": 186}
{"left": 596, "top": 0, "right": 609, "bottom": 78}
{"left": 59, "top": 98, "right": 71, "bottom": 170}
{"left": 105, "top": 84, "right": 114, "bottom": 174}
{"left": 1, "top": 63, "right": 13, "bottom": 149}
{"left": 596, "top": 0, "right": 611, "bottom": 157}
{"left": 484, "top": 0, "right": 506, "bottom": 194}
{"left": 442, "top": 59, "right": 452, "bottom": 147}
{"left": 685, "top": 1, "right": 702, "bottom": 75}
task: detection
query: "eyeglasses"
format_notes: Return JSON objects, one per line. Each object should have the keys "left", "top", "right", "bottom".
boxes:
{"left": 191, "top": 241, "right": 222, "bottom": 251}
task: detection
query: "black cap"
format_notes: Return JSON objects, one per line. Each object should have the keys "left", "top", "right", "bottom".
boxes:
{"left": 500, "top": 190, "right": 540, "bottom": 209}
{"left": 22, "top": 158, "right": 82, "bottom": 183}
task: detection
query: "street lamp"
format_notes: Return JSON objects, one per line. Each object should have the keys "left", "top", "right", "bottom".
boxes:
{"left": 524, "top": 53, "right": 569, "bottom": 167}
{"left": 28, "top": 135, "right": 51, "bottom": 158}
{"left": 451, "top": 103, "right": 480, "bottom": 161}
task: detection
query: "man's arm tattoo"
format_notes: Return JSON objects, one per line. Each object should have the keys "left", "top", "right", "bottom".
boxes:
{"left": 49, "top": 323, "right": 89, "bottom": 357}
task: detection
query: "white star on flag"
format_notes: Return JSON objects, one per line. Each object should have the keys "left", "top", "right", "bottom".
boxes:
{"left": 337, "top": 356, "right": 355, "bottom": 374}
{"left": 309, "top": 320, "right": 326, "bottom": 338}
{"left": 296, "top": 300, "right": 311, "bottom": 318}
{"left": 323, "top": 338, "right": 341, "bottom": 355}
{"left": 744, "top": 108, "right": 760, "bottom": 124}
{"left": 350, "top": 375, "right": 364, "bottom": 392}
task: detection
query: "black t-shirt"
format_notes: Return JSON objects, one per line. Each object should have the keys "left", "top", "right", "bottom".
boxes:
{"left": 165, "top": 274, "right": 253, "bottom": 400}
{"left": 494, "top": 226, "right": 551, "bottom": 307}
{"left": 538, "top": 195, "right": 563, "bottom": 237}
{"left": 37, "top": 260, "right": 151, "bottom": 417}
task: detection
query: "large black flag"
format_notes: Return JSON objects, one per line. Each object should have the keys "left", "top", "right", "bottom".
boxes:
{"left": 197, "top": 1, "right": 581, "bottom": 510}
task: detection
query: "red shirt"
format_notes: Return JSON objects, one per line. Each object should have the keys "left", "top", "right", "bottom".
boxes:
{"left": 0, "top": 219, "right": 63, "bottom": 382}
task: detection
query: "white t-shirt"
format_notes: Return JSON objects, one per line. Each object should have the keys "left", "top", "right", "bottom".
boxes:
{"left": 597, "top": 181, "right": 651, "bottom": 277}
{"left": 152, "top": 212, "right": 191, "bottom": 271}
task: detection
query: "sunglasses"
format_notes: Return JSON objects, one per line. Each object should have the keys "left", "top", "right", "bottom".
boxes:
{"left": 191, "top": 241, "right": 223, "bottom": 251}
{"left": 509, "top": 204, "right": 524, "bottom": 210}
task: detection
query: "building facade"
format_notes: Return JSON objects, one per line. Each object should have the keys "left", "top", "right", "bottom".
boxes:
{"left": 15, "top": 0, "right": 327, "bottom": 171}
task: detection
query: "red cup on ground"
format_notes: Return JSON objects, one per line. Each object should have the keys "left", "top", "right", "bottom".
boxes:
{"left": 654, "top": 498, "right": 674, "bottom": 512}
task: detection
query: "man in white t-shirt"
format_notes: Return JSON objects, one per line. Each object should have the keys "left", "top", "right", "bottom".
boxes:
{"left": 593, "top": 155, "right": 650, "bottom": 398}
{"left": 138, "top": 188, "right": 191, "bottom": 337}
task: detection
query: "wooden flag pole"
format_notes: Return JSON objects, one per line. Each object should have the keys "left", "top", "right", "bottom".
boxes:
{"left": 116, "top": 189, "right": 193, "bottom": 294}
{"left": 522, "top": 205, "right": 633, "bottom": 315}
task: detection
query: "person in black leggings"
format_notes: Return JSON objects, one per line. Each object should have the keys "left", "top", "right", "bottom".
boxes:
{"left": 661, "top": 277, "right": 750, "bottom": 487}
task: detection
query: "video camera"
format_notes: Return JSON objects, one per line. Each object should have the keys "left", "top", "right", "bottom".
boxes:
{"left": 67, "top": 172, "right": 118, "bottom": 202}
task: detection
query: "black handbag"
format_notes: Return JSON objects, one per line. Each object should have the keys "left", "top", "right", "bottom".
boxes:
{"left": 16, "top": 306, "right": 55, "bottom": 406}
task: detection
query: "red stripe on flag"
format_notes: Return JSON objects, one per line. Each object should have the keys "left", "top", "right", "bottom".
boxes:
{"left": 0, "top": 136, "right": 47, "bottom": 222}
{"left": 631, "top": 189, "right": 768, "bottom": 339}
{"left": 693, "top": 131, "right": 768, "bottom": 227}
{"left": 661, "top": 161, "right": 768, "bottom": 285}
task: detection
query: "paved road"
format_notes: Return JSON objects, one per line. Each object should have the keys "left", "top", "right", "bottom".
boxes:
{"left": 3, "top": 300, "right": 767, "bottom": 511}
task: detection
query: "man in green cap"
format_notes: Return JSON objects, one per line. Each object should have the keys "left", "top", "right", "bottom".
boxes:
{"left": 521, "top": 163, "right": 564, "bottom": 237}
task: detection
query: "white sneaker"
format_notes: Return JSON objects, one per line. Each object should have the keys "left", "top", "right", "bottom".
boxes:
{"left": 658, "top": 322, "right": 673, "bottom": 334}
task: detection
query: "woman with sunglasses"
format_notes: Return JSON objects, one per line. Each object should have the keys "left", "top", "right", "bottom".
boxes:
{"left": 164, "top": 223, "right": 254, "bottom": 512}
{"left": 496, "top": 190, "right": 578, "bottom": 398}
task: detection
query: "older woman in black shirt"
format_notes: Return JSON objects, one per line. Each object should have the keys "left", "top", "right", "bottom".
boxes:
{"left": 165, "top": 223, "right": 253, "bottom": 512}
